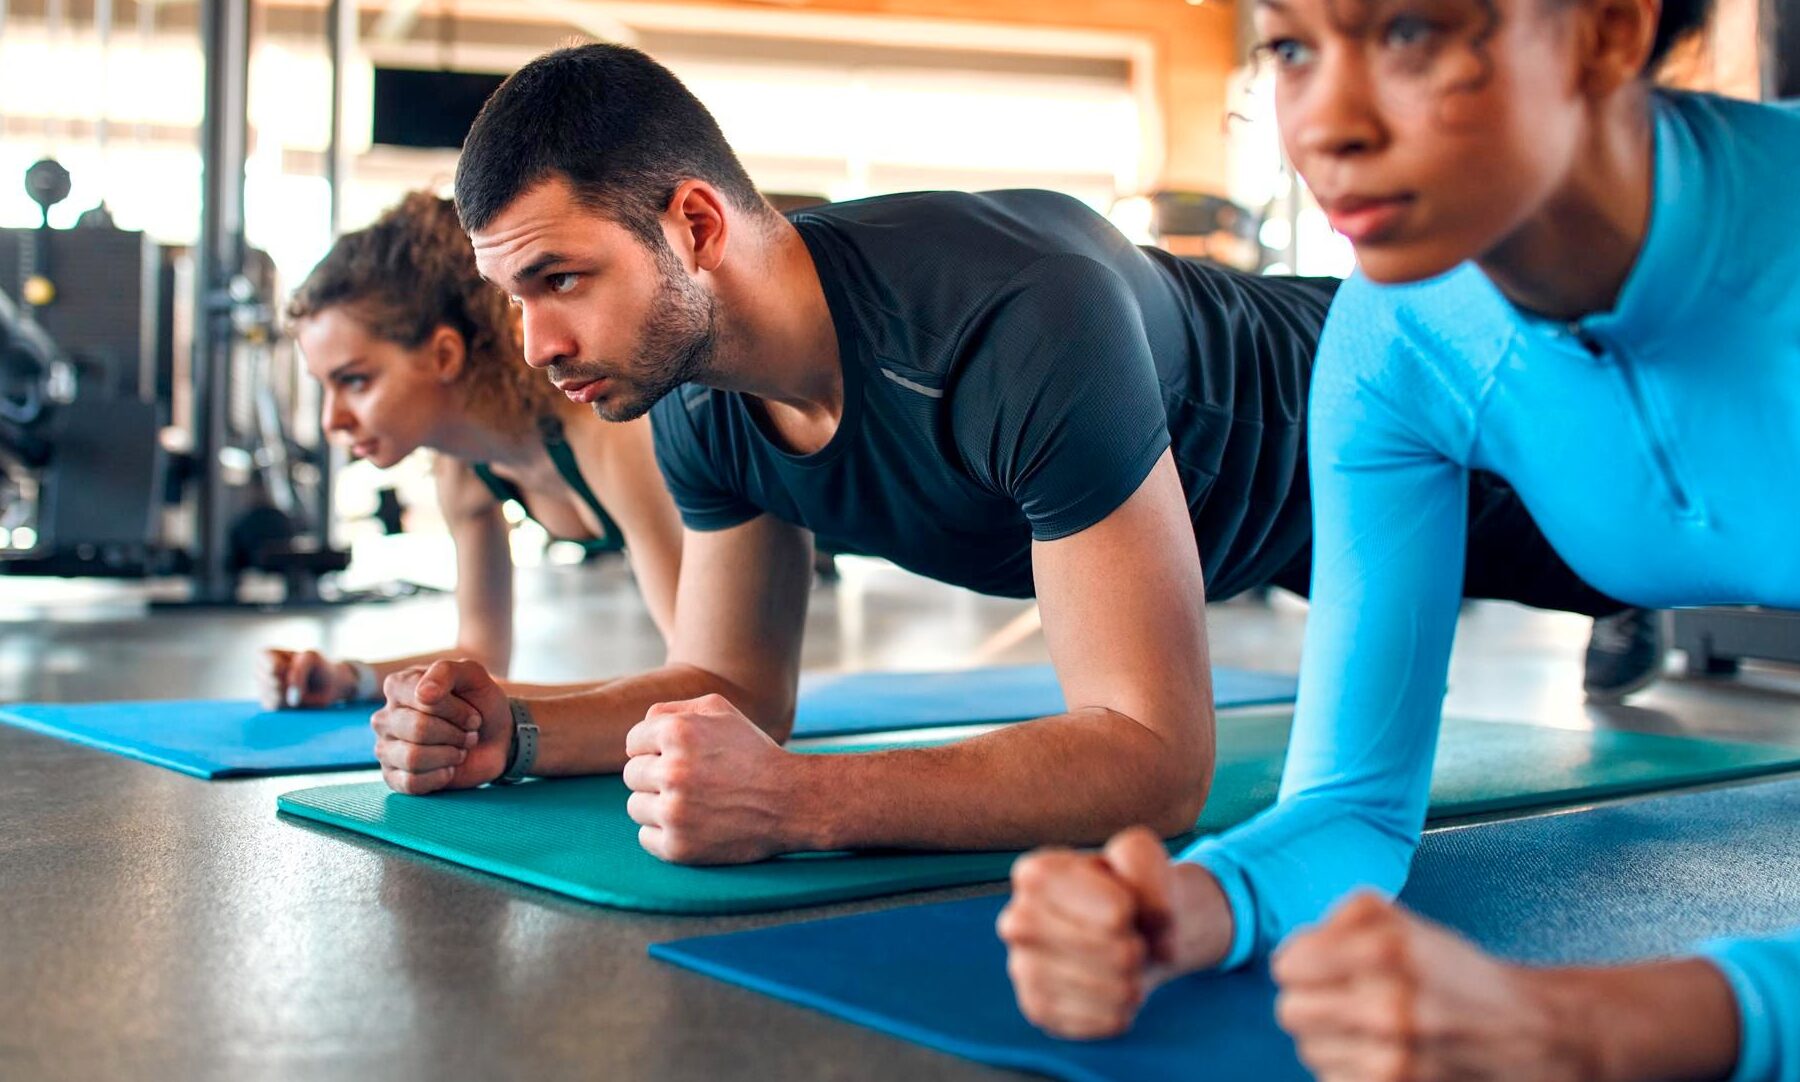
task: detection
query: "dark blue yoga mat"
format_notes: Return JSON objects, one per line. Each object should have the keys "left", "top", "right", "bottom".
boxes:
{"left": 652, "top": 774, "right": 1800, "bottom": 1081}
{"left": 0, "top": 700, "right": 375, "bottom": 780}
{"left": 0, "top": 666, "right": 1294, "bottom": 779}
{"left": 791, "top": 665, "right": 1296, "bottom": 738}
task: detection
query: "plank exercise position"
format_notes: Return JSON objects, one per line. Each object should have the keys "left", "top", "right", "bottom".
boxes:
{"left": 261, "top": 192, "right": 684, "bottom": 708}
{"left": 998, "top": 0, "right": 1800, "bottom": 1075}
{"left": 372, "top": 45, "right": 1634, "bottom": 865}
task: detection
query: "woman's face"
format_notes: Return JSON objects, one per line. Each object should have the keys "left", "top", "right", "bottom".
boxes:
{"left": 295, "top": 306, "right": 460, "bottom": 469}
{"left": 1258, "top": 0, "right": 1591, "bottom": 283}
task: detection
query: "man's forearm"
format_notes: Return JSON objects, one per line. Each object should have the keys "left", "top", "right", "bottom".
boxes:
{"left": 784, "top": 709, "right": 1212, "bottom": 852}
{"left": 526, "top": 664, "right": 784, "bottom": 776}
{"left": 500, "top": 677, "right": 612, "bottom": 698}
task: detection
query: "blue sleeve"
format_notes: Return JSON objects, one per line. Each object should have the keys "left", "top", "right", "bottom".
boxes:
{"left": 1179, "top": 279, "right": 1474, "bottom": 967}
{"left": 1702, "top": 928, "right": 1800, "bottom": 1082}
{"left": 648, "top": 385, "right": 762, "bottom": 532}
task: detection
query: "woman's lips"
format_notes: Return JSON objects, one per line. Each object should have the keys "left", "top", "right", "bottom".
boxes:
{"left": 1323, "top": 195, "right": 1414, "bottom": 244}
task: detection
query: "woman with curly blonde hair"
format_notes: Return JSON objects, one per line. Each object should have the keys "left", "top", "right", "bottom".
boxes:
{"left": 260, "top": 191, "right": 681, "bottom": 708}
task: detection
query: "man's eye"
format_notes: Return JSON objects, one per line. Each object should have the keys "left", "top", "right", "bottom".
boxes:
{"left": 546, "top": 273, "right": 579, "bottom": 294}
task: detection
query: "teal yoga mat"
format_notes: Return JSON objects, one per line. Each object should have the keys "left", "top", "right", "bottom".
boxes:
{"left": 276, "top": 717, "right": 1800, "bottom": 915}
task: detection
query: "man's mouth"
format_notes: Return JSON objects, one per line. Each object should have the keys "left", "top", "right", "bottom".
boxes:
{"left": 556, "top": 377, "right": 609, "bottom": 404}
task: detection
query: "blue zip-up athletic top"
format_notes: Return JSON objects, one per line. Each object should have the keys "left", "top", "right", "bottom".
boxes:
{"left": 1183, "top": 91, "right": 1800, "bottom": 1081}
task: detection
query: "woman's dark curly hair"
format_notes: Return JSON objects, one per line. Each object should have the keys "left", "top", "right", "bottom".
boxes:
{"left": 286, "top": 191, "right": 558, "bottom": 436}
{"left": 1646, "top": 0, "right": 1717, "bottom": 71}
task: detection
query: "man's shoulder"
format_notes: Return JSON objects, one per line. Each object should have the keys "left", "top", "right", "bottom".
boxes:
{"left": 791, "top": 188, "right": 1104, "bottom": 232}
{"left": 793, "top": 190, "right": 1148, "bottom": 383}
{"left": 790, "top": 190, "right": 1130, "bottom": 287}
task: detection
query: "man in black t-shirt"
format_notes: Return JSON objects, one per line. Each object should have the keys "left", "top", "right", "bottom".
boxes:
{"left": 650, "top": 187, "right": 1332, "bottom": 606}
{"left": 369, "top": 44, "right": 1624, "bottom": 864}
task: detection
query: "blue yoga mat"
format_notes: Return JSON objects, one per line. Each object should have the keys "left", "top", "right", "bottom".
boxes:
{"left": 652, "top": 773, "right": 1800, "bottom": 1081}
{"left": 791, "top": 665, "right": 1296, "bottom": 738}
{"left": 0, "top": 665, "right": 1294, "bottom": 779}
{"left": 0, "top": 700, "right": 375, "bottom": 780}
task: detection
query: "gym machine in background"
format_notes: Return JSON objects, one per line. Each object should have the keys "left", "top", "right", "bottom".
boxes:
{"left": 0, "top": 0, "right": 347, "bottom": 604}
{"left": 0, "top": 160, "right": 171, "bottom": 579}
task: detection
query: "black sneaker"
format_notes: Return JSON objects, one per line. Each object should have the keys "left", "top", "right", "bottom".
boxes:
{"left": 1584, "top": 608, "right": 1666, "bottom": 702}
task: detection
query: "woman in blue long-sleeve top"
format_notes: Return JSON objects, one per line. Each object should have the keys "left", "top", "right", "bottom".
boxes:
{"left": 995, "top": 0, "right": 1800, "bottom": 1073}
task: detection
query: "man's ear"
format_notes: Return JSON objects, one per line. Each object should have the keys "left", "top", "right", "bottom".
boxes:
{"left": 664, "top": 179, "right": 731, "bottom": 274}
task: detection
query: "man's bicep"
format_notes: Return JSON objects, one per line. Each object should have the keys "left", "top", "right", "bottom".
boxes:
{"left": 665, "top": 516, "right": 812, "bottom": 728}
{"left": 1031, "top": 450, "right": 1212, "bottom": 751}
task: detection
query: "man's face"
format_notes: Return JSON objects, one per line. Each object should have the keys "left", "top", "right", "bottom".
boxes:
{"left": 470, "top": 175, "right": 717, "bottom": 421}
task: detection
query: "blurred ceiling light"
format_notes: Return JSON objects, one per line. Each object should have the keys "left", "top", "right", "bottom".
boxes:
{"left": 1257, "top": 216, "right": 1292, "bottom": 251}
{"left": 373, "top": 0, "right": 426, "bottom": 43}
{"left": 1108, "top": 195, "right": 1155, "bottom": 245}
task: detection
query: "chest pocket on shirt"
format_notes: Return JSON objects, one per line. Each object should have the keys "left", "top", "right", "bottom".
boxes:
{"left": 870, "top": 359, "right": 957, "bottom": 466}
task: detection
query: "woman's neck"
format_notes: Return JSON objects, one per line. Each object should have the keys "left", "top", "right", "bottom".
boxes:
{"left": 1478, "top": 91, "right": 1657, "bottom": 322}
{"left": 427, "top": 401, "right": 550, "bottom": 468}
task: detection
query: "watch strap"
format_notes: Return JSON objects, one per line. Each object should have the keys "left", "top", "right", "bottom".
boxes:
{"left": 494, "top": 697, "right": 539, "bottom": 785}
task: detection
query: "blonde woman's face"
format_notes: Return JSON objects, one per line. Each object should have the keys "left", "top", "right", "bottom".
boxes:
{"left": 296, "top": 306, "right": 461, "bottom": 469}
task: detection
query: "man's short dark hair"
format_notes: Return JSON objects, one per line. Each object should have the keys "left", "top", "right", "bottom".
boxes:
{"left": 455, "top": 43, "right": 766, "bottom": 245}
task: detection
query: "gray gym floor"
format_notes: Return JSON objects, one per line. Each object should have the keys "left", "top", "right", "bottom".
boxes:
{"left": 2, "top": 556, "right": 1796, "bottom": 1081}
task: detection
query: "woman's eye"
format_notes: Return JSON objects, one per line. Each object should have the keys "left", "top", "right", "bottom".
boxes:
{"left": 1383, "top": 15, "right": 1437, "bottom": 48}
{"left": 1261, "top": 37, "right": 1317, "bottom": 69}
{"left": 341, "top": 375, "right": 368, "bottom": 391}
{"left": 546, "top": 273, "right": 579, "bottom": 294}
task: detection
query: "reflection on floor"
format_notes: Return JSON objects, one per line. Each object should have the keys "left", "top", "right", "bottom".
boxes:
{"left": 1, "top": 552, "right": 1796, "bottom": 747}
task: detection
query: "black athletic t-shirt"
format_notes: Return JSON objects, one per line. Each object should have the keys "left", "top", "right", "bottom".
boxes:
{"left": 650, "top": 190, "right": 1336, "bottom": 601}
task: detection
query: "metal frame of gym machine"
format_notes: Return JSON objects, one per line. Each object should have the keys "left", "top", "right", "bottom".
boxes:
{"left": 1666, "top": 0, "right": 1800, "bottom": 676}
{"left": 1, "top": 0, "right": 354, "bottom": 604}
{"left": 185, "top": 0, "right": 349, "bottom": 605}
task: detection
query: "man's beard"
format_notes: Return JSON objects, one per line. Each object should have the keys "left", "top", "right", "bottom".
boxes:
{"left": 588, "top": 249, "right": 719, "bottom": 423}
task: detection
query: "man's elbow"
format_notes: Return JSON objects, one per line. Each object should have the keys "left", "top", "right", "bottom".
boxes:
{"left": 669, "top": 661, "right": 796, "bottom": 742}
{"left": 725, "top": 675, "right": 795, "bottom": 741}
{"left": 1144, "top": 774, "right": 1212, "bottom": 838}
{"left": 757, "top": 700, "right": 797, "bottom": 743}
{"left": 1140, "top": 722, "right": 1215, "bottom": 837}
